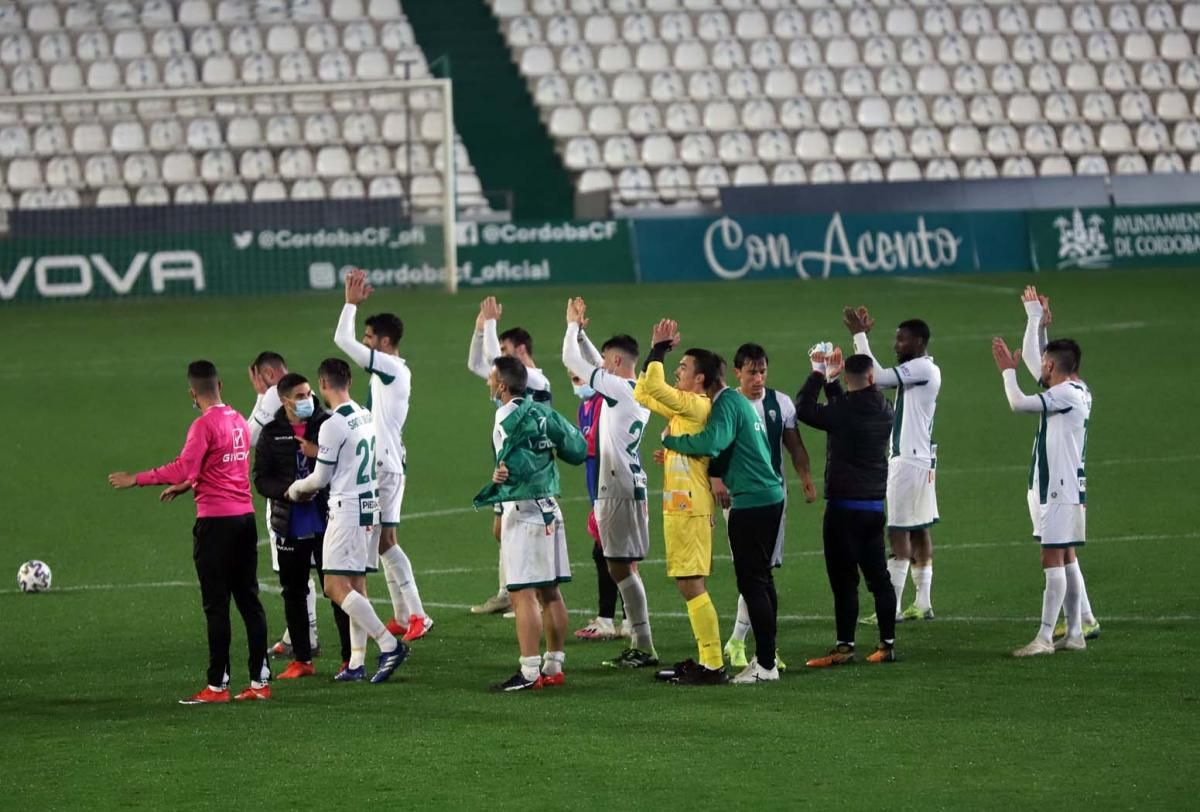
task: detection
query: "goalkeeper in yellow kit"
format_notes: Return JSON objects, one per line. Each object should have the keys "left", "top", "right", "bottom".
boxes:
{"left": 633, "top": 319, "right": 727, "bottom": 685}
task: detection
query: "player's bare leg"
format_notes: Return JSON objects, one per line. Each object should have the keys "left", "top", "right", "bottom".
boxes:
{"left": 472, "top": 515, "right": 512, "bottom": 615}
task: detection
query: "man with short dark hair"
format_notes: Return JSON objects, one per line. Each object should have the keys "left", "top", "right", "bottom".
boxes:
{"left": 287, "top": 358, "right": 408, "bottom": 683}
{"left": 254, "top": 372, "right": 353, "bottom": 679}
{"left": 798, "top": 348, "right": 899, "bottom": 667}
{"left": 994, "top": 318, "right": 1093, "bottom": 657}
{"left": 720, "top": 342, "right": 818, "bottom": 670}
{"left": 335, "top": 269, "right": 432, "bottom": 644}
{"left": 1019, "top": 286, "right": 1100, "bottom": 642}
{"left": 563, "top": 298, "right": 659, "bottom": 669}
{"left": 634, "top": 319, "right": 727, "bottom": 684}
{"left": 474, "top": 355, "right": 588, "bottom": 691}
{"left": 844, "top": 307, "right": 942, "bottom": 625}
{"left": 108, "top": 361, "right": 271, "bottom": 703}
{"left": 467, "top": 296, "right": 553, "bottom": 617}
{"left": 661, "top": 339, "right": 787, "bottom": 685}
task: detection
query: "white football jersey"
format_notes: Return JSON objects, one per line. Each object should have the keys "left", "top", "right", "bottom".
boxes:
{"left": 589, "top": 369, "right": 650, "bottom": 500}
{"left": 468, "top": 319, "right": 553, "bottom": 402}
{"left": 1029, "top": 379, "right": 1092, "bottom": 506}
{"left": 249, "top": 384, "right": 281, "bottom": 446}
{"left": 334, "top": 303, "right": 411, "bottom": 475}
{"left": 854, "top": 334, "right": 940, "bottom": 462}
{"left": 364, "top": 351, "right": 410, "bottom": 475}
{"left": 316, "top": 400, "right": 379, "bottom": 524}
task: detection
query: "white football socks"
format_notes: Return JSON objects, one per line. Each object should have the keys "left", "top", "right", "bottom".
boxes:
{"left": 381, "top": 544, "right": 425, "bottom": 620}
{"left": 280, "top": 627, "right": 292, "bottom": 646}
{"left": 912, "top": 564, "right": 933, "bottom": 612}
{"left": 731, "top": 594, "right": 752, "bottom": 643}
{"left": 305, "top": 577, "right": 318, "bottom": 648}
{"left": 520, "top": 655, "right": 541, "bottom": 682}
{"left": 348, "top": 619, "right": 366, "bottom": 670}
{"left": 887, "top": 557, "right": 910, "bottom": 616}
{"left": 1063, "top": 561, "right": 1084, "bottom": 637}
{"left": 542, "top": 650, "right": 565, "bottom": 676}
{"left": 1039, "top": 566, "right": 1067, "bottom": 644}
{"left": 341, "top": 590, "right": 398, "bottom": 652}
{"left": 1072, "top": 561, "right": 1097, "bottom": 624}
{"left": 616, "top": 573, "right": 654, "bottom": 652}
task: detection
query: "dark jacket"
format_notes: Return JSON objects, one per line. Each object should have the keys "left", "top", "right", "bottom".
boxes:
{"left": 253, "top": 405, "right": 332, "bottom": 537}
{"left": 796, "top": 372, "right": 893, "bottom": 502}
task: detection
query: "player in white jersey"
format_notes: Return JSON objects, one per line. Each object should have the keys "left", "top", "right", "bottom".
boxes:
{"left": 1021, "top": 286, "right": 1101, "bottom": 641}
{"left": 287, "top": 358, "right": 408, "bottom": 683}
{"left": 250, "top": 352, "right": 322, "bottom": 661}
{"left": 466, "top": 296, "right": 553, "bottom": 617}
{"left": 719, "top": 343, "right": 818, "bottom": 670}
{"left": 334, "top": 269, "right": 432, "bottom": 644}
{"left": 562, "top": 296, "right": 659, "bottom": 668}
{"left": 845, "top": 307, "right": 942, "bottom": 623}
{"left": 992, "top": 334, "right": 1092, "bottom": 656}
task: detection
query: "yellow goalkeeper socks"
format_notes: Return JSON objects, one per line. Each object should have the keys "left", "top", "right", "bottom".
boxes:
{"left": 686, "top": 592, "right": 723, "bottom": 670}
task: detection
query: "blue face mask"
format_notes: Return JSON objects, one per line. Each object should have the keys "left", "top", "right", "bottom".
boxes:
{"left": 294, "top": 397, "right": 315, "bottom": 419}
{"left": 573, "top": 384, "right": 596, "bottom": 400}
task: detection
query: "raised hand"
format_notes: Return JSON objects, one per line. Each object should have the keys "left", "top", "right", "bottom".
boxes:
{"left": 574, "top": 297, "right": 589, "bottom": 329}
{"left": 247, "top": 363, "right": 266, "bottom": 396}
{"left": 825, "top": 346, "right": 845, "bottom": 380}
{"left": 857, "top": 306, "right": 875, "bottom": 333}
{"left": 345, "top": 268, "right": 372, "bottom": 305}
{"left": 481, "top": 296, "right": 502, "bottom": 322}
{"left": 651, "top": 318, "right": 680, "bottom": 348}
{"left": 841, "top": 306, "right": 863, "bottom": 334}
{"left": 992, "top": 337, "right": 1020, "bottom": 371}
{"left": 1040, "top": 295, "right": 1052, "bottom": 327}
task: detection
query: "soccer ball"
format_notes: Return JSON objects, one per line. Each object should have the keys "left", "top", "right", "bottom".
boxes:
{"left": 17, "top": 560, "right": 51, "bottom": 593}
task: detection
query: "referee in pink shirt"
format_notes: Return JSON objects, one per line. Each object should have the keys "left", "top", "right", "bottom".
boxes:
{"left": 109, "top": 361, "right": 271, "bottom": 704}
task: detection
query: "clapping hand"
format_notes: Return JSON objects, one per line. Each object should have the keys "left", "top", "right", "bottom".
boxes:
{"left": 992, "top": 337, "right": 1021, "bottom": 371}
{"left": 825, "top": 347, "right": 845, "bottom": 380}
{"left": 842, "top": 305, "right": 875, "bottom": 335}
{"left": 651, "top": 319, "right": 680, "bottom": 349}
{"left": 344, "top": 268, "right": 373, "bottom": 305}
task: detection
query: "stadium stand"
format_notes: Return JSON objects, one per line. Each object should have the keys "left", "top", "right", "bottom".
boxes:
{"left": 491, "top": 0, "right": 1200, "bottom": 209}
{"left": 0, "top": 0, "right": 491, "bottom": 223}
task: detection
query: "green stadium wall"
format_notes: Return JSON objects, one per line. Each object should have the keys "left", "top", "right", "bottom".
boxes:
{"left": 3, "top": 205, "right": 1198, "bottom": 303}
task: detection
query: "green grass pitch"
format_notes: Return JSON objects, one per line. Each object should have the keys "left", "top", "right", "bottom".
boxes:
{"left": 1, "top": 269, "right": 1197, "bottom": 809}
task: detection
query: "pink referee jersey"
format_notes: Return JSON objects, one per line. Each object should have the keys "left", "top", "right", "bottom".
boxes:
{"left": 136, "top": 404, "right": 255, "bottom": 518}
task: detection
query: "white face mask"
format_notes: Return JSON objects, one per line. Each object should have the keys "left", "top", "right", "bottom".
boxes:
{"left": 294, "top": 397, "right": 315, "bottom": 418}
{"left": 573, "top": 384, "right": 596, "bottom": 400}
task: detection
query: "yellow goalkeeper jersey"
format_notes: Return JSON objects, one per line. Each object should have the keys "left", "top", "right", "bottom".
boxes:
{"left": 634, "top": 361, "right": 713, "bottom": 517}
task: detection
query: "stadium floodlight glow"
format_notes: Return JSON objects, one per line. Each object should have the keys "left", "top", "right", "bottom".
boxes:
{"left": 6, "top": 77, "right": 460, "bottom": 294}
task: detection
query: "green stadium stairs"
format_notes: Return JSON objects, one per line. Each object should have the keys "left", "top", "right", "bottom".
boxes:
{"left": 405, "top": 0, "right": 575, "bottom": 221}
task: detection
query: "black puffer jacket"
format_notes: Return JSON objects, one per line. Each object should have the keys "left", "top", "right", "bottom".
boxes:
{"left": 795, "top": 373, "right": 894, "bottom": 502}
{"left": 253, "top": 405, "right": 331, "bottom": 538}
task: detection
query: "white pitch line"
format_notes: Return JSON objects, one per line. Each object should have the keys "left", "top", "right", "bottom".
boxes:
{"left": 362, "top": 454, "right": 1198, "bottom": 525}
{"left": 10, "top": 579, "right": 1198, "bottom": 623}
{"left": 892, "top": 277, "right": 1021, "bottom": 295}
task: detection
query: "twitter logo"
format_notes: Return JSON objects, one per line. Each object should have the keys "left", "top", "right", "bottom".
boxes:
{"left": 233, "top": 231, "right": 255, "bottom": 250}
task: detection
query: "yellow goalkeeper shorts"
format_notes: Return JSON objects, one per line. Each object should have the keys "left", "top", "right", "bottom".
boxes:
{"left": 663, "top": 514, "right": 713, "bottom": 578}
